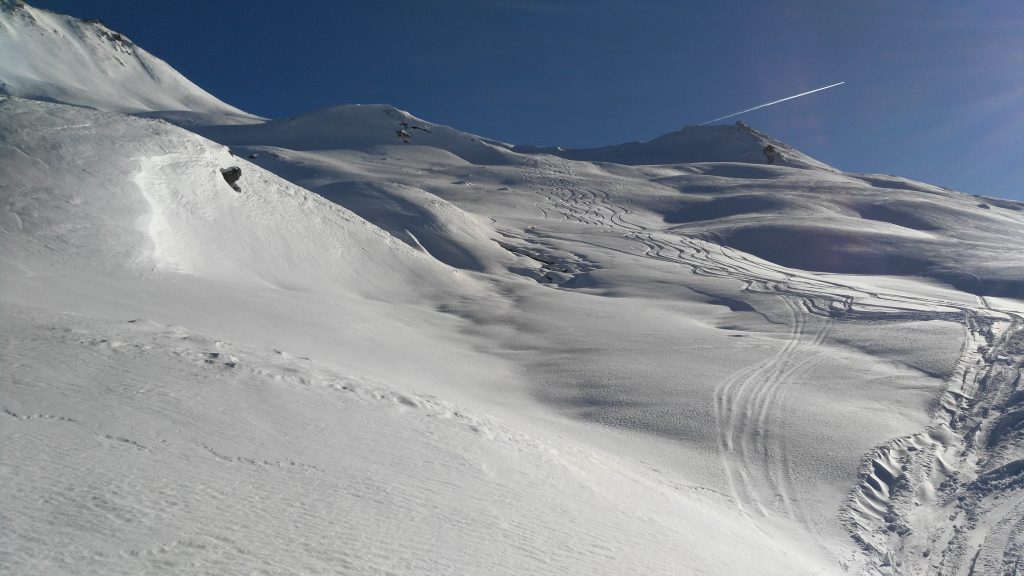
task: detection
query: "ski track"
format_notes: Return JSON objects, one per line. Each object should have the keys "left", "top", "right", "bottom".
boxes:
{"left": 518, "top": 156, "right": 1024, "bottom": 575}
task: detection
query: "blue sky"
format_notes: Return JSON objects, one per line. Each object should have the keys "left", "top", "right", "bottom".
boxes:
{"left": 31, "top": 0, "right": 1024, "bottom": 200}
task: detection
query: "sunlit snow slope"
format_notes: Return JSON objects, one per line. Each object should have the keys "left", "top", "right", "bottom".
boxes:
{"left": 205, "top": 102, "right": 1024, "bottom": 576}
{"left": 2, "top": 97, "right": 860, "bottom": 576}
{"left": 0, "top": 0, "right": 257, "bottom": 123}
{"left": 4, "top": 4, "right": 1024, "bottom": 576}
{"left": 208, "top": 103, "right": 1024, "bottom": 299}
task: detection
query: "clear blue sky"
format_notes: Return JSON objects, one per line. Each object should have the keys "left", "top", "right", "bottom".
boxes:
{"left": 31, "top": 0, "right": 1024, "bottom": 200}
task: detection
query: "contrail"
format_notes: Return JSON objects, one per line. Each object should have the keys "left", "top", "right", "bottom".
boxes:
{"left": 700, "top": 81, "right": 845, "bottom": 125}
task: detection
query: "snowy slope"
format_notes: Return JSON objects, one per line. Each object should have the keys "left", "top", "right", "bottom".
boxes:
{"left": 4, "top": 5, "right": 1024, "bottom": 576}
{"left": 0, "top": 98, "right": 446, "bottom": 297}
{"left": 207, "top": 106, "right": 1024, "bottom": 576}
{"left": 0, "top": 0, "right": 257, "bottom": 122}
{"left": 207, "top": 102, "right": 1024, "bottom": 299}
{"left": 645, "top": 163, "right": 1024, "bottom": 298}
{"left": 1, "top": 96, "right": 855, "bottom": 576}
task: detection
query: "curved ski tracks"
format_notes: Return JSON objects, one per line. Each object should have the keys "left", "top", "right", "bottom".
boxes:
{"left": 518, "top": 157, "right": 1024, "bottom": 575}
{"left": 713, "top": 294, "right": 832, "bottom": 523}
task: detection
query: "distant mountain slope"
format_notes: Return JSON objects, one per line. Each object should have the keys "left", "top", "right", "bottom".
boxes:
{"left": 203, "top": 103, "right": 519, "bottom": 165}
{"left": 0, "top": 0, "right": 257, "bottom": 122}
{"left": 514, "top": 121, "right": 835, "bottom": 171}
{"left": 200, "top": 105, "right": 1024, "bottom": 297}
{"left": 638, "top": 163, "right": 1024, "bottom": 297}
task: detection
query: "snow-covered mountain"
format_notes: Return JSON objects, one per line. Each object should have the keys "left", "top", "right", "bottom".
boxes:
{"left": 195, "top": 102, "right": 1024, "bottom": 299}
{"left": 515, "top": 120, "right": 835, "bottom": 171}
{"left": 2, "top": 5, "right": 1023, "bottom": 576}
{"left": 0, "top": 0, "right": 257, "bottom": 123}
{"left": 205, "top": 103, "right": 520, "bottom": 164}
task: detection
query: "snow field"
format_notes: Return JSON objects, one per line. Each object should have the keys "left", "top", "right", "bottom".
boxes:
{"left": 4, "top": 5, "right": 1024, "bottom": 572}
{"left": 0, "top": 97, "right": 840, "bottom": 574}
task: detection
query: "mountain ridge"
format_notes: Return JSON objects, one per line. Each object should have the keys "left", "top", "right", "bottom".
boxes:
{"left": 514, "top": 120, "right": 836, "bottom": 171}
{"left": 0, "top": 0, "right": 257, "bottom": 121}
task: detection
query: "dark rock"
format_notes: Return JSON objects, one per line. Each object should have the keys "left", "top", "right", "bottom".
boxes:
{"left": 220, "top": 166, "right": 242, "bottom": 191}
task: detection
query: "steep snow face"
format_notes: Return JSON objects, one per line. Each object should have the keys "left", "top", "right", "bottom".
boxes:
{"left": 515, "top": 121, "right": 835, "bottom": 171}
{"left": 0, "top": 1, "right": 256, "bottom": 122}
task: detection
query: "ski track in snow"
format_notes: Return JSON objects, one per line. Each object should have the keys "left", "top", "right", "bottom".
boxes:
{"left": 713, "top": 294, "right": 832, "bottom": 524}
{"left": 516, "top": 156, "right": 1024, "bottom": 575}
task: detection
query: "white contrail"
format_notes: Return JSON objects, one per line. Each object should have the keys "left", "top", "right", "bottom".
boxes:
{"left": 700, "top": 81, "right": 845, "bottom": 125}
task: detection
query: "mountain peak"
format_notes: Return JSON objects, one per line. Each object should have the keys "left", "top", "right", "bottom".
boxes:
{"left": 0, "top": 1, "right": 256, "bottom": 121}
{"left": 514, "top": 120, "right": 834, "bottom": 170}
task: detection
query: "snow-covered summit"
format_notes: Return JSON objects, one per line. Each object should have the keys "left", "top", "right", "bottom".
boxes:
{"left": 202, "top": 103, "right": 519, "bottom": 165}
{"left": 0, "top": 0, "right": 257, "bottom": 122}
{"left": 514, "top": 121, "right": 834, "bottom": 170}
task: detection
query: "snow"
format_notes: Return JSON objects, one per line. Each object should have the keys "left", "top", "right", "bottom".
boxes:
{"left": 3, "top": 4, "right": 1024, "bottom": 576}
{"left": 0, "top": 0, "right": 257, "bottom": 123}
{"left": 514, "top": 121, "right": 836, "bottom": 171}
{"left": 0, "top": 96, "right": 841, "bottom": 576}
